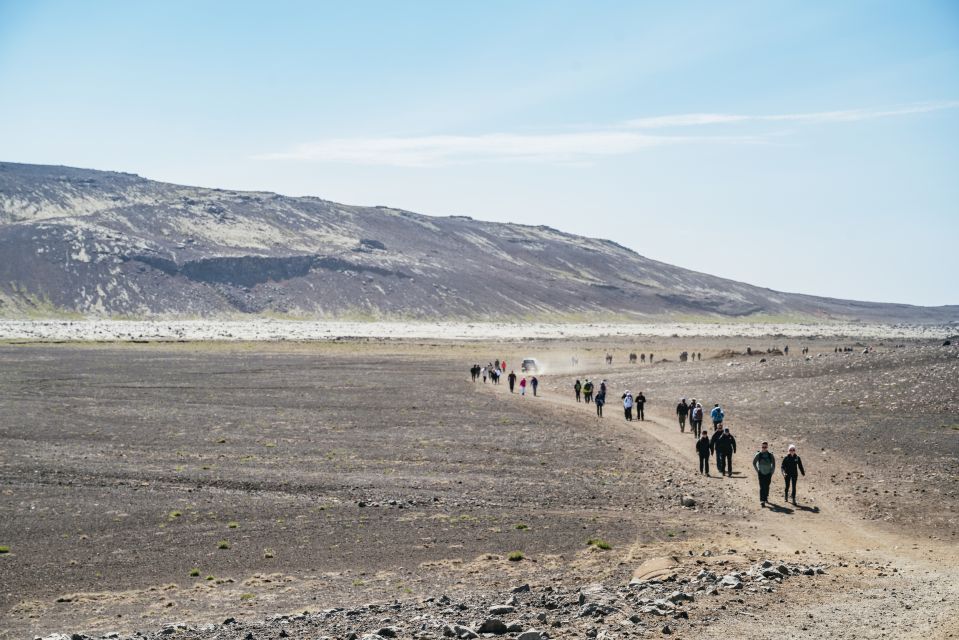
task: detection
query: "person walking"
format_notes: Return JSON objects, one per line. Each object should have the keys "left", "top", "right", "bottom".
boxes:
{"left": 635, "top": 391, "right": 646, "bottom": 421}
{"left": 594, "top": 388, "right": 605, "bottom": 417}
{"left": 676, "top": 398, "right": 690, "bottom": 432}
{"left": 691, "top": 402, "right": 704, "bottom": 437}
{"left": 508, "top": 370, "right": 517, "bottom": 393}
{"left": 716, "top": 427, "right": 737, "bottom": 476}
{"left": 710, "top": 425, "right": 724, "bottom": 474}
{"left": 583, "top": 379, "right": 593, "bottom": 403}
{"left": 622, "top": 390, "right": 634, "bottom": 421}
{"left": 519, "top": 377, "right": 527, "bottom": 396}
{"left": 710, "top": 403, "right": 725, "bottom": 429}
{"left": 752, "top": 441, "right": 776, "bottom": 506}
{"left": 530, "top": 376, "right": 539, "bottom": 396}
{"left": 481, "top": 366, "right": 487, "bottom": 383}
{"left": 696, "top": 431, "right": 712, "bottom": 476}
{"left": 574, "top": 379, "right": 582, "bottom": 402}
{"left": 781, "top": 444, "right": 806, "bottom": 504}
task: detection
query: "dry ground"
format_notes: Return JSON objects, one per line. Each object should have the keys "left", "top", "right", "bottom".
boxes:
{"left": 0, "top": 336, "right": 957, "bottom": 639}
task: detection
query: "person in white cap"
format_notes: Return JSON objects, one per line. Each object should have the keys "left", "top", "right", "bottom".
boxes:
{"left": 622, "top": 390, "right": 634, "bottom": 421}
{"left": 781, "top": 444, "right": 806, "bottom": 504}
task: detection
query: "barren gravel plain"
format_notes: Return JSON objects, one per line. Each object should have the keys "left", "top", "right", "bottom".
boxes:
{"left": 1, "top": 332, "right": 957, "bottom": 640}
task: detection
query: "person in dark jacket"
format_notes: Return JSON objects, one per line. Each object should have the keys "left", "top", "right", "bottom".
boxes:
{"left": 781, "top": 444, "right": 806, "bottom": 504}
{"left": 676, "top": 398, "right": 689, "bottom": 432}
{"left": 594, "top": 389, "right": 605, "bottom": 417}
{"left": 635, "top": 391, "right": 646, "bottom": 420}
{"left": 508, "top": 370, "right": 517, "bottom": 393}
{"left": 574, "top": 379, "right": 582, "bottom": 402}
{"left": 695, "top": 432, "right": 712, "bottom": 475}
{"left": 710, "top": 426, "right": 724, "bottom": 474}
{"left": 716, "top": 427, "right": 737, "bottom": 476}
{"left": 752, "top": 441, "right": 776, "bottom": 506}
{"left": 530, "top": 376, "right": 539, "bottom": 396}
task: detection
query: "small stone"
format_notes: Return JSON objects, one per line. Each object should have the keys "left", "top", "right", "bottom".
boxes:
{"left": 680, "top": 495, "right": 696, "bottom": 507}
{"left": 489, "top": 605, "right": 515, "bottom": 615}
{"left": 478, "top": 619, "right": 508, "bottom": 634}
{"left": 661, "top": 624, "right": 672, "bottom": 634}
{"left": 517, "top": 631, "right": 544, "bottom": 640}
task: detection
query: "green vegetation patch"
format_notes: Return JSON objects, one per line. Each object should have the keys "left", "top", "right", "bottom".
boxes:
{"left": 587, "top": 538, "right": 612, "bottom": 550}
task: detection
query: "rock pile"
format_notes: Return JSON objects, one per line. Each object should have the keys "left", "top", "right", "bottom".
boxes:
{"left": 36, "top": 561, "right": 827, "bottom": 640}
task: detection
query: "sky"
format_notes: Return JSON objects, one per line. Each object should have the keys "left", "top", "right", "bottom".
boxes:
{"left": 1, "top": 1, "right": 957, "bottom": 306}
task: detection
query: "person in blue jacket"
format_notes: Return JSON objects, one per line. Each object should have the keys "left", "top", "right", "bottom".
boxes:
{"left": 710, "top": 403, "right": 725, "bottom": 428}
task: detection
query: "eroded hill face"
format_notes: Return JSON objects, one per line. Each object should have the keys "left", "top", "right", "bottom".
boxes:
{"left": 0, "top": 162, "right": 955, "bottom": 321}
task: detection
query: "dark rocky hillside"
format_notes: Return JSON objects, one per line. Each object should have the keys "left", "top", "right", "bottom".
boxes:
{"left": 0, "top": 162, "right": 955, "bottom": 322}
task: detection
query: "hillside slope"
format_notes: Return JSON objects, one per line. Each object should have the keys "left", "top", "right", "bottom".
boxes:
{"left": 0, "top": 162, "right": 955, "bottom": 322}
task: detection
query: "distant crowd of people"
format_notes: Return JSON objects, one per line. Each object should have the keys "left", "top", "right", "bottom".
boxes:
{"left": 470, "top": 360, "right": 539, "bottom": 396}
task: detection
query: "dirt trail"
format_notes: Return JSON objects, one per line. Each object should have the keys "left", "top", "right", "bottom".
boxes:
{"left": 477, "top": 380, "right": 959, "bottom": 638}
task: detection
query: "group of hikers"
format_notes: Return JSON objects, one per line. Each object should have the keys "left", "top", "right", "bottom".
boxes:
{"left": 570, "top": 379, "right": 647, "bottom": 419}
{"left": 470, "top": 361, "right": 540, "bottom": 396}
{"left": 678, "top": 398, "right": 807, "bottom": 506}
{"left": 470, "top": 359, "right": 809, "bottom": 507}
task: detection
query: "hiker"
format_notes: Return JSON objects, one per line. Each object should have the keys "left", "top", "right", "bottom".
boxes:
{"left": 470, "top": 364, "right": 478, "bottom": 381}
{"left": 530, "top": 376, "right": 539, "bottom": 396}
{"left": 710, "top": 425, "right": 724, "bottom": 473}
{"left": 583, "top": 379, "right": 594, "bottom": 403}
{"left": 519, "top": 377, "right": 527, "bottom": 396}
{"left": 710, "top": 403, "right": 724, "bottom": 428}
{"left": 595, "top": 388, "right": 606, "bottom": 417}
{"left": 691, "top": 402, "right": 704, "bottom": 437}
{"left": 600, "top": 380, "right": 607, "bottom": 396}
{"left": 481, "top": 366, "right": 488, "bottom": 383}
{"left": 716, "top": 427, "right": 737, "bottom": 476}
{"left": 676, "top": 398, "right": 690, "bottom": 432}
{"left": 635, "top": 391, "right": 646, "bottom": 420}
{"left": 696, "top": 432, "right": 712, "bottom": 475}
{"left": 649, "top": 353, "right": 654, "bottom": 363}
{"left": 781, "top": 444, "right": 806, "bottom": 504}
{"left": 508, "top": 370, "right": 517, "bottom": 393}
{"left": 641, "top": 353, "right": 646, "bottom": 364}
{"left": 697, "top": 352, "right": 701, "bottom": 361}
{"left": 574, "top": 379, "right": 582, "bottom": 402}
{"left": 784, "top": 345, "right": 789, "bottom": 356}
{"left": 494, "top": 359, "right": 500, "bottom": 371}
{"left": 622, "top": 390, "right": 634, "bottom": 421}
{"left": 752, "top": 441, "right": 776, "bottom": 506}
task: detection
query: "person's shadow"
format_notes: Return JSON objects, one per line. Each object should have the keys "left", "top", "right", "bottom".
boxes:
{"left": 766, "top": 502, "right": 794, "bottom": 514}
{"left": 767, "top": 502, "right": 821, "bottom": 515}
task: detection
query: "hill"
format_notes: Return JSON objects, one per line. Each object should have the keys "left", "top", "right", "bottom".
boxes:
{"left": 0, "top": 162, "right": 955, "bottom": 322}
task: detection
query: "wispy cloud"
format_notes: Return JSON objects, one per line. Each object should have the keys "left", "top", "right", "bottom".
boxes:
{"left": 257, "top": 101, "right": 957, "bottom": 167}
{"left": 626, "top": 101, "right": 959, "bottom": 129}
{"left": 256, "top": 131, "right": 763, "bottom": 167}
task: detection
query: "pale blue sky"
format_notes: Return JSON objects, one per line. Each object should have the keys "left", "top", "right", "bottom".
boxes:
{"left": 1, "top": 1, "right": 957, "bottom": 305}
